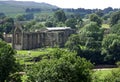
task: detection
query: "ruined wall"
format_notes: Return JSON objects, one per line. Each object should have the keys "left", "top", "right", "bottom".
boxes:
{"left": 13, "top": 27, "right": 75, "bottom": 50}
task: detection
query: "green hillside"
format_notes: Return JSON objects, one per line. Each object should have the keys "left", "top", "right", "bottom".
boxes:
{"left": 0, "top": 1, "right": 58, "bottom": 17}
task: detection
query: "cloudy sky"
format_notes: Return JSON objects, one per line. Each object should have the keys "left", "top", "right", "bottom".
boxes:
{"left": 16, "top": 0, "right": 120, "bottom": 9}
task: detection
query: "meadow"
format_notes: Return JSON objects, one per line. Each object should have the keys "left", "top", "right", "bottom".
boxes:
{"left": 16, "top": 48, "right": 55, "bottom": 65}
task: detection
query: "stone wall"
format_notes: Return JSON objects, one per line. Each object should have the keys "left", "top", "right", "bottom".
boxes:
{"left": 12, "top": 27, "right": 75, "bottom": 50}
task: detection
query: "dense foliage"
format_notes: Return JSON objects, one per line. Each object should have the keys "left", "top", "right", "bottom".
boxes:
{"left": 110, "top": 22, "right": 120, "bottom": 34}
{"left": 66, "top": 22, "right": 104, "bottom": 65}
{"left": 0, "top": 41, "right": 19, "bottom": 82}
{"left": 102, "top": 34, "right": 120, "bottom": 64}
{"left": 89, "top": 14, "right": 102, "bottom": 26}
{"left": 110, "top": 11, "right": 120, "bottom": 26}
{"left": 26, "top": 48, "right": 93, "bottom": 82}
{"left": 54, "top": 10, "right": 66, "bottom": 22}
{"left": 65, "top": 18, "right": 77, "bottom": 29}
{"left": 0, "top": 17, "right": 14, "bottom": 33}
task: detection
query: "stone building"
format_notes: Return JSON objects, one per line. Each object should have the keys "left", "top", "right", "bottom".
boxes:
{"left": 12, "top": 23, "right": 75, "bottom": 50}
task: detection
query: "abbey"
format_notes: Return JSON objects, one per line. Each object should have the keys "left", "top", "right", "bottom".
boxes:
{"left": 12, "top": 23, "right": 75, "bottom": 50}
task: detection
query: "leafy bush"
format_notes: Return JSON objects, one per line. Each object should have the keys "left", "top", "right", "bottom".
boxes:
{"left": 0, "top": 41, "right": 20, "bottom": 82}
{"left": 26, "top": 48, "right": 93, "bottom": 82}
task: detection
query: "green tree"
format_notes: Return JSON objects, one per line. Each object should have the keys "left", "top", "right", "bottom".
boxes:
{"left": 16, "top": 14, "right": 25, "bottom": 21}
{"left": 16, "top": 13, "right": 34, "bottom": 21}
{"left": 27, "top": 48, "right": 93, "bottom": 82}
{"left": 24, "top": 20, "right": 36, "bottom": 31}
{"left": 89, "top": 14, "right": 102, "bottom": 26}
{"left": 54, "top": 10, "right": 66, "bottom": 22}
{"left": 0, "top": 17, "right": 14, "bottom": 33}
{"left": 0, "top": 41, "right": 18, "bottom": 82}
{"left": 65, "top": 18, "right": 77, "bottom": 29}
{"left": 110, "top": 11, "right": 120, "bottom": 26}
{"left": 110, "top": 22, "right": 120, "bottom": 34}
{"left": 79, "top": 22, "right": 103, "bottom": 49}
{"left": 80, "top": 22, "right": 103, "bottom": 64}
{"left": 45, "top": 21, "right": 53, "bottom": 27}
{"left": 4, "top": 17, "right": 14, "bottom": 33}
{"left": 95, "top": 10, "right": 104, "bottom": 17}
{"left": 0, "top": 13, "right": 6, "bottom": 19}
{"left": 56, "top": 22, "right": 66, "bottom": 27}
{"left": 102, "top": 34, "right": 120, "bottom": 64}
{"left": 66, "top": 22, "right": 103, "bottom": 64}
{"left": 65, "top": 34, "right": 80, "bottom": 51}
{"left": 30, "top": 22, "right": 45, "bottom": 31}
{"left": 76, "top": 15, "right": 83, "bottom": 29}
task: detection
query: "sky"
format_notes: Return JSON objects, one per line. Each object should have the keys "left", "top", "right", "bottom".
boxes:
{"left": 15, "top": 0, "right": 120, "bottom": 9}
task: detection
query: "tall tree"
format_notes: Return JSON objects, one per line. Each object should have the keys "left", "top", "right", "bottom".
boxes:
{"left": 110, "top": 22, "right": 120, "bottom": 34}
{"left": 110, "top": 11, "right": 120, "bottom": 26}
{"left": 0, "top": 17, "right": 14, "bottom": 33}
{"left": 65, "top": 34, "right": 80, "bottom": 51}
{"left": 79, "top": 22, "right": 103, "bottom": 49}
{"left": 0, "top": 41, "right": 18, "bottom": 82}
{"left": 65, "top": 18, "right": 77, "bottom": 29}
{"left": 102, "top": 34, "right": 120, "bottom": 64}
{"left": 54, "top": 10, "right": 66, "bottom": 22}
{"left": 3, "top": 17, "right": 14, "bottom": 33}
{"left": 89, "top": 14, "right": 102, "bottom": 26}
{"left": 66, "top": 22, "right": 104, "bottom": 64}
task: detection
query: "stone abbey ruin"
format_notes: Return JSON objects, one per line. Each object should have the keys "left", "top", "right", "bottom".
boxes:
{"left": 12, "top": 23, "right": 75, "bottom": 50}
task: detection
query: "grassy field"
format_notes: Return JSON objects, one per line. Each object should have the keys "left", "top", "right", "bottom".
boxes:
{"left": 93, "top": 69, "right": 111, "bottom": 80}
{"left": 16, "top": 48, "right": 56, "bottom": 65}
{"left": 17, "top": 50, "right": 45, "bottom": 57}
{"left": 92, "top": 68, "right": 119, "bottom": 81}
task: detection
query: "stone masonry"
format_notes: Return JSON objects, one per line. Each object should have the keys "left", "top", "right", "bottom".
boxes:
{"left": 12, "top": 23, "right": 75, "bottom": 50}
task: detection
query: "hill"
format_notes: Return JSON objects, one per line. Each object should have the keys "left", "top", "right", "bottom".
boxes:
{"left": 0, "top": 1, "right": 119, "bottom": 18}
{"left": 0, "top": 1, "right": 58, "bottom": 17}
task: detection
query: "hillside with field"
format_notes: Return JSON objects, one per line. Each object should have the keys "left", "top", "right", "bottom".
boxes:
{"left": 1, "top": 1, "right": 119, "bottom": 18}
{"left": 0, "top": 1, "right": 58, "bottom": 17}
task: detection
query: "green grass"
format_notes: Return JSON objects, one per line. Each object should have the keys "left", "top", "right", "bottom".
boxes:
{"left": 16, "top": 48, "right": 56, "bottom": 65}
{"left": 17, "top": 48, "right": 55, "bottom": 56}
{"left": 93, "top": 69, "right": 111, "bottom": 80}
{"left": 92, "top": 68, "right": 119, "bottom": 81}
{"left": 17, "top": 50, "right": 45, "bottom": 57}
{"left": 16, "top": 49, "right": 45, "bottom": 65}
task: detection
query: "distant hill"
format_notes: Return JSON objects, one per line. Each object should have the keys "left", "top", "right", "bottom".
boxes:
{"left": 0, "top": 1, "right": 58, "bottom": 17}
{"left": 0, "top": 1, "right": 119, "bottom": 18}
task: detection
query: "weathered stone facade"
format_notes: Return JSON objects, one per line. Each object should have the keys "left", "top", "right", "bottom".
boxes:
{"left": 12, "top": 24, "right": 75, "bottom": 50}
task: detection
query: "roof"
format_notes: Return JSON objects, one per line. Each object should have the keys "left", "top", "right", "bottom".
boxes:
{"left": 46, "top": 27, "right": 71, "bottom": 31}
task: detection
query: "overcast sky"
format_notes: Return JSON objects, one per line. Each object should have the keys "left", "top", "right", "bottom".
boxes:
{"left": 15, "top": 0, "right": 120, "bottom": 9}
